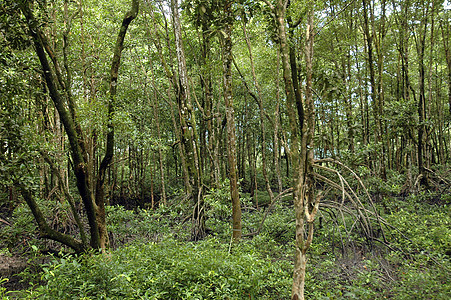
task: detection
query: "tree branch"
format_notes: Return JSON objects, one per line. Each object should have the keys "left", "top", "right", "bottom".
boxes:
{"left": 18, "top": 187, "right": 85, "bottom": 253}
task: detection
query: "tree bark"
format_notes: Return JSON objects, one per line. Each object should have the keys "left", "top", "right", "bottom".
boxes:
{"left": 414, "top": 1, "right": 430, "bottom": 188}
{"left": 96, "top": 0, "right": 139, "bottom": 250}
{"left": 242, "top": 19, "right": 275, "bottom": 205}
{"left": 222, "top": 0, "right": 242, "bottom": 240}
{"left": 146, "top": 4, "right": 191, "bottom": 192}
{"left": 171, "top": 0, "right": 205, "bottom": 239}
{"left": 440, "top": 17, "right": 451, "bottom": 115}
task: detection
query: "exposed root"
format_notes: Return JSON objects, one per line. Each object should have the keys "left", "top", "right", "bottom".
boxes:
{"left": 313, "top": 158, "right": 389, "bottom": 251}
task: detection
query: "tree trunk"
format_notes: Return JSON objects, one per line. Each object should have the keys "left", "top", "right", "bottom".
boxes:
{"left": 96, "top": 0, "right": 139, "bottom": 250}
{"left": 222, "top": 0, "right": 241, "bottom": 240}
{"left": 274, "top": 49, "right": 283, "bottom": 193}
{"left": 171, "top": 0, "right": 205, "bottom": 239}
{"left": 242, "top": 19, "right": 275, "bottom": 206}
{"left": 414, "top": 2, "right": 429, "bottom": 188}
{"left": 146, "top": 4, "right": 191, "bottom": 192}
{"left": 440, "top": 17, "right": 451, "bottom": 115}
{"left": 263, "top": 1, "right": 317, "bottom": 299}
{"left": 362, "top": 0, "right": 385, "bottom": 178}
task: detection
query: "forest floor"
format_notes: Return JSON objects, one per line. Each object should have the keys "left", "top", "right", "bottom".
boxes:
{"left": 0, "top": 253, "right": 29, "bottom": 292}
{"left": 0, "top": 185, "right": 450, "bottom": 299}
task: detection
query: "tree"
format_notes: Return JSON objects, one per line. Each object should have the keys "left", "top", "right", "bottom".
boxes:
{"left": 171, "top": 0, "right": 206, "bottom": 240}
{"left": 262, "top": 1, "right": 319, "bottom": 298}
{"left": 222, "top": 0, "right": 242, "bottom": 240}
{"left": 17, "top": 0, "right": 138, "bottom": 252}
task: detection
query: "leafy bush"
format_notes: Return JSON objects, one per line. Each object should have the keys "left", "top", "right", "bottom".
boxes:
{"left": 204, "top": 181, "right": 231, "bottom": 221}
{"left": 23, "top": 238, "right": 291, "bottom": 299}
{"left": 106, "top": 205, "right": 174, "bottom": 247}
{"left": 8, "top": 190, "right": 450, "bottom": 300}
{"left": 382, "top": 203, "right": 451, "bottom": 299}
{"left": 261, "top": 206, "right": 295, "bottom": 244}
{"left": 386, "top": 206, "right": 451, "bottom": 255}
{"left": 392, "top": 263, "right": 450, "bottom": 299}
{"left": 0, "top": 204, "right": 39, "bottom": 252}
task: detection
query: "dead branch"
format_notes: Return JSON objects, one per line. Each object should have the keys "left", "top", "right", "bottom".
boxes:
{"left": 312, "top": 168, "right": 372, "bottom": 239}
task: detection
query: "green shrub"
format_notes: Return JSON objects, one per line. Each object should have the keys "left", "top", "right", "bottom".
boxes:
{"left": 383, "top": 203, "right": 451, "bottom": 299}
{"left": 106, "top": 205, "right": 174, "bottom": 247}
{"left": 261, "top": 206, "right": 295, "bottom": 244}
{"left": 388, "top": 259, "right": 451, "bottom": 300}
{"left": 386, "top": 207, "right": 451, "bottom": 255}
{"left": 0, "top": 277, "right": 9, "bottom": 299}
{"left": 0, "top": 204, "right": 39, "bottom": 252}
{"left": 24, "top": 238, "right": 291, "bottom": 299}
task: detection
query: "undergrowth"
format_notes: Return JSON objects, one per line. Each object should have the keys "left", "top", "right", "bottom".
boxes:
{"left": 1, "top": 181, "right": 450, "bottom": 299}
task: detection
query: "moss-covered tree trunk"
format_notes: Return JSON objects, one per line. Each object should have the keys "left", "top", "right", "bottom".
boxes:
{"left": 222, "top": 0, "right": 242, "bottom": 241}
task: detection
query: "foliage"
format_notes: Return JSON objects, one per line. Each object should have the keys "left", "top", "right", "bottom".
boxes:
{"left": 386, "top": 203, "right": 450, "bottom": 256}
{"left": 1, "top": 0, "right": 450, "bottom": 297}
{"left": 0, "top": 197, "right": 81, "bottom": 254}
{"left": 1, "top": 191, "right": 449, "bottom": 299}
{"left": 0, "top": 204, "right": 37, "bottom": 252}
{"left": 204, "top": 180, "right": 232, "bottom": 221}
{"left": 106, "top": 205, "right": 175, "bottom": 247}
{"left": 0, "top": 278, "right": 9, "bottom": 299}
{"left": 0, "top": 47, "right": 40, "bottom": 210}
{"left": 203, "top": 180, "right": 254, "bottom": 239}
{"left": 259, "top": 205, "right": 295, "bottom": 245}
{"left": 20, "top": 238, "right": 291, "bottom": 299}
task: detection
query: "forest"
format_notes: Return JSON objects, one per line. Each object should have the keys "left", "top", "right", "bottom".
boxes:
{"left": 0, "top": 0, "right": 450, "bottom": 299}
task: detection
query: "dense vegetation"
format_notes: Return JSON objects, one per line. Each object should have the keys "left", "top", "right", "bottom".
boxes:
{"left": 0, "top": 0, "right": 450, "bottom": 299}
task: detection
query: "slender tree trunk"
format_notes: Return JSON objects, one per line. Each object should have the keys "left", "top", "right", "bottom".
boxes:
{"left": 96, "top": 0, "right": 139, "bottom": 250}
{"left": 354, "top": 44, "right": 368, "bottom": 150}
{"left": 134, "top": 46, "right": 168, "bottom": 205}
{"left": 171, "top": 0, "right": 205, "bottom": 239}
{"left": 242, "top": 19, "right": 275, "bottom": 205}
{"left": 263, "top": 1, "right": 318, "bottom": 299}
{"left": 374, "top": 0, "right": 387, "bottom": 180}
{"left": 222, "top": 0, "right": 241, "bottom": 240}
{"left": 287, "top": 18, "right": 304, "bottom": 134}
{"left": 146, "top": 4, "right": 191, "bottom": 192}
{"left": 362, "top": 0, "right": 384, "bottom": 177}
{"left": 414, "top": 3, "right": 429, "bottom": 188}
{"left": 293, "top": 9, "right": 318, "bottom": 300}
{"left": 274, "top": 49, "right": 283, "bottom": 193}
{"left": 248, "top": 131, "right": 258, "bottom": 203}
{"left": 199, "top": 26, "right": 218, "bottom": 187}
{"left": 439, "top": 18, "right": 451, "bottom": 115}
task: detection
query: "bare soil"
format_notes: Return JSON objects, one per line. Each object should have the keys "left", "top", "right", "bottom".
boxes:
{"left": 0, "top": 253, "right": 30, "bottom": 291}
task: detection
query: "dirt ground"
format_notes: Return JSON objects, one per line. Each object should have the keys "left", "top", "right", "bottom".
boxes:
{"left": 0, "top": 253, "right": 29, "bottom": 291}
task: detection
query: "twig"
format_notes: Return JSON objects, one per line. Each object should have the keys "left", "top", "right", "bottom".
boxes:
{"left": 0, "top": 218, "right": 11, "bottom": 226}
